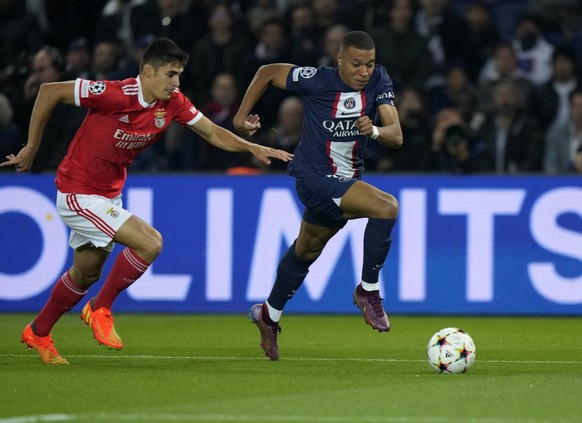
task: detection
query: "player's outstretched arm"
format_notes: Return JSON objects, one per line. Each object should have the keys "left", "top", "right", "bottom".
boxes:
{"left": 189, "top": 115, "right": 293, "bottom": 166}
{"left": 233, "top": 63, "right": 294, "bottom": 137}
{"left": 1, "top": 81, "right": 76, "bottom": 171}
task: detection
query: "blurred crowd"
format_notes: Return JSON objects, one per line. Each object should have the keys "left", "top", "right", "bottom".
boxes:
{"left": 1, "top": 0, "right": 581, "bottom": 174}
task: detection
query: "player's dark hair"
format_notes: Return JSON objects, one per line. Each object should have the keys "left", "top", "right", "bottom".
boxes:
{"left": 140, "top": 37, "right": 189, "bottom": 71}
{"left": 341, "top": 31, "right": 375, "bottom": 52}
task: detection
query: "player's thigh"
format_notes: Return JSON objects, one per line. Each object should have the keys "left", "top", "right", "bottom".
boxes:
{"left": 295, "top": 175, "right": 355, "bottom": 228}
{"left": 57, "top": 191, "right": 132, "bottom": 251}
{"left": 113, "top": 214, "right": 162, "bottom": 255}
{"left": 295, "top": 219, "right": 339, "bottom": 259}
{"left": 341, "top": 180, "right": 398, "bottom": 219}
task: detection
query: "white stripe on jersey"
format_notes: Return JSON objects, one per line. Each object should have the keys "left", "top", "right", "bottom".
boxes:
{"left": 122, "top": 84, "right": 139, "bottom": 95}
{"left": 328, "top": 140, "right": 357, "bottom": 177}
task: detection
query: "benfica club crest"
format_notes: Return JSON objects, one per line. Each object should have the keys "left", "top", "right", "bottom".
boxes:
{"left": 154, "top": 110, "right": 167, "bottom": 128}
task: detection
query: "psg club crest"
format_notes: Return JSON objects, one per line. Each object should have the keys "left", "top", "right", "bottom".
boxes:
{"left": 344, "top": 97, "right": 356, "bottom": 110}
{"left": 154, "top": 110, "right": 167, "bottom": 128}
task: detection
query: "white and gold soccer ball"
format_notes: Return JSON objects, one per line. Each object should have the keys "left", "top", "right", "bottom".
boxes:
{"left": 426, "top": 327, "right": 476, "bottom": 374}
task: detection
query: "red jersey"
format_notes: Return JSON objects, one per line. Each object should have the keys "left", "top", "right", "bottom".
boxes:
{"left": 55, "top": 77, "right": 202, "bottom": 198}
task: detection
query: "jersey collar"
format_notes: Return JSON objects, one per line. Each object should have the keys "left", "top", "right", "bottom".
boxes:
{"left": 136, "top": 76, "right": 157, "bottom": 109}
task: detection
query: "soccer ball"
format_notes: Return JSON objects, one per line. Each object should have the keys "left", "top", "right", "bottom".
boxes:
{"left": 426, "top": 327, "right": 476, "bottom": 374}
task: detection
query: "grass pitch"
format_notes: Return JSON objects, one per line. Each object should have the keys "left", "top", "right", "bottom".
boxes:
{"left": 0, "top": 313, "right": 581, "bottom": 423}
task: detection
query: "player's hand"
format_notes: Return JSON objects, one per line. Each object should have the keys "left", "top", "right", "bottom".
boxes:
{"left": 249, "top": 144, "right": 293, "bottom": 166}
{"left": 0, "top": 145, "right": 37, "bottom": 171}
{"left": 356, "top": 116, "right": 374, "bottom": 138}
{"left": 234, "top": 114, "right": 261, "bottom": 137}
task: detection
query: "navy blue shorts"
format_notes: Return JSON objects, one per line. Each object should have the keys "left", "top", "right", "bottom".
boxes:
{"left": 295, "top": 175, "right": 358, "bottom": 228}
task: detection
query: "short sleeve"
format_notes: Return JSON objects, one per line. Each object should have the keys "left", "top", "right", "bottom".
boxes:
{"left": 75, "top": 78, "right": 123, "bottom": 112}
{"left": 373, "top": 66, "right": 396, "bottom": 107}
{"left": 286, "top": 66, "right": 321, "bottom": 96}
{"left": 171, "top": 91, "right": 203, "bottom": 126}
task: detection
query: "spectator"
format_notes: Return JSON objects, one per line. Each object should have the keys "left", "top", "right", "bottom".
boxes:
{"left": 0, "top": 0, "right": 42, "bottom": 99}
{"left": 91, "top": 40, "right": 123, "bottom": 81}
{"left": 288, "top": 3, "right": 320, "bottom": 66}
{"left": 94, "top": 0, "right": 149, "bottom": 55}
{"left": 64, "top": 37, "right": 92, "bottom": 80}
{"left": 574, "top": 145, "right": 582, "bottom": 173}
{"left": 455, "top": 90, "right": 486, "bottom": 142}
{"left": 530, "top": 45, "right": 579, "bottom": 134}
{"left": 526, "top": 0, "right": 582, "bottom": 40}
{"left": 414, "top": 0, "right": 475, "bottom": 90}
{"left": 476, "top": 80, "right": 544, "bottom": 173}
{"left": 239, "top": 17, "right": 291, "bottom": 130}
{"left": 428, "top": 107, "right": 476, "bottom": 174}
{"left": 14, "top": 46, "right": 86, "bottom": 172}
{"left": 312, "top": 0, "right": 362, "bottom": 34}
{"left": 33, "top": 0, "right": 106, "bottom": 50}
{"left": 109, "top": 33, "right": 155, "bottom": 80}
{"left": 511, "top": 13, "right": 554, "bottom": 85}
{"left": 429, "top": 63, "right": 475, "bottom": 115}
{"left": 543, "top": 89, "right": 582, "bottom": 173}
{"left": 477, "top": 42, "right": 534, "bottom": 114}
{"left": 463, "top": 1, "right": 499, "bottom": 80}
{"left": 139, "top": 0, "right": 199, "bottom": 54}
{"left": 370, "top": 87, "right": 432, "bottom": 172}
{"left": 371, "top": 0, "right": 430, "bottom": 91}
{"left": 259, "top": 96, "right": 304, "bottom": 172}
{"left": 318, "top": 24, "right": 349, "bottom": 67}
{"left": 246, "top": 0, "right": 282, "bottom": 38}
{"left": 0, "top": 93, "right": 22, "bottom": 170}
{"left": 192, "top": 73, "right": 258, "bottom": 173}
{"left": 189, "top": 3, "right": 250, "bottom": 104}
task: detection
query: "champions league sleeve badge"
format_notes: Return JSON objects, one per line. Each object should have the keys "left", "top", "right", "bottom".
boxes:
{"left": 293, "top": 66, "right": 318, "bottom": 81}
{"left": 299, "top": 67, "right": 317, "bottom": 79}
{"left": 89, "top": 81, "right": 106, "bottom": 95}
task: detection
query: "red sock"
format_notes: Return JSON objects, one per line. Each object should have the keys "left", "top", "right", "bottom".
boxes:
{"left": 92, "top": 248, "right": 150, "bottom": 310}
{"left": 33, "top": 271, "right": 87, "bottom": 336}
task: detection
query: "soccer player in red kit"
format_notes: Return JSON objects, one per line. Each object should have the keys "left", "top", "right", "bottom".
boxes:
{"left": 1, "top": 38, "right": 292, "bottom": 364}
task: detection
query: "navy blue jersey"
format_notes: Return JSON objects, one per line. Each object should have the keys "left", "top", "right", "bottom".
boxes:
{"left": 286, "top": 65, "right": 395, "bottom": 178}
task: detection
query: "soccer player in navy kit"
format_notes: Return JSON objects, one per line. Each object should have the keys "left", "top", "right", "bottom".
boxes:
{"left": 234, "top": 31, "right": 403, "bottom": 360}
{"left": 2, "top": 38, "right": 292, "bottom": 364}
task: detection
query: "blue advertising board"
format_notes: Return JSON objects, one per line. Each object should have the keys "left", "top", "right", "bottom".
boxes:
{"left": 1, "top": 174, "right": 581, "bottom": 315}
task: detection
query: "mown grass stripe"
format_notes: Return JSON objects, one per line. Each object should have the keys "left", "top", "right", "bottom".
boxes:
{"left": 0, "top": 414, "right": 574, "bottom": 423}
{"left": 3, "top": 353, "right": 582, "bottom": 365}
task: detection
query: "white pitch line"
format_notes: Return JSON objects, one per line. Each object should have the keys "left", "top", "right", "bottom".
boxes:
{"left": 0, "top": 413, "right": 575, "bottom": 423}
{"left": 1, "top": 354, "right": 582, "bottom": 365}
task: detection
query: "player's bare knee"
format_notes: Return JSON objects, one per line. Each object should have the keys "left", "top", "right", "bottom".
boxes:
{"left": 370, "top": 193, "right": 399, "bottom": 219}
{"left": 385, "top": 194, "right": 399, "bottom": 219}
{"left": 69, "top": 268, "right": 102, "bottom": 289}
{"left": 142, "top": 230, "right": 163, "bottom": 261}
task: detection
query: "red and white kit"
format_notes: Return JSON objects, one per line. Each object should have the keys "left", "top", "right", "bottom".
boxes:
{"left": 55, "top": 76, "right": 203, "bottom": 248}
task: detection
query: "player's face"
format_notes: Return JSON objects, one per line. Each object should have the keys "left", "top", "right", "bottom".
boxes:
{"left": 143, "top": 63, "right": 183, "bottom": 102}
{"left": 337, "top": 47, "right": 375, "bottom": 91}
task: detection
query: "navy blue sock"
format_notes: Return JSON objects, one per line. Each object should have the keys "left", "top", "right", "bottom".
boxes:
{"left": 362, "top": 218, "right": 396, "bottom": 283}
{"left": 267, "top": 241, "right": 314, "bottom": 310}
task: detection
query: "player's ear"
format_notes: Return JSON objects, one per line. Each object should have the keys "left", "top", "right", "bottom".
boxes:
{"left": 336, "top": 52, "right": 342, "bottom": 67}
{"left": 143, "top": 64, "right": 153, "bottom": 78}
